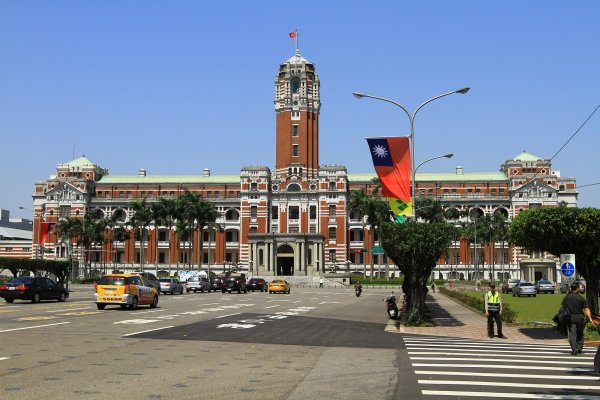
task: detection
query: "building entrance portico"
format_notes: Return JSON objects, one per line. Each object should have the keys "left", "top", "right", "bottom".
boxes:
{"left": 248, "top": 233, "right": 324, "bottom": 277}
{"left": 277, "top": 245, "right": 294, "bottom": 275}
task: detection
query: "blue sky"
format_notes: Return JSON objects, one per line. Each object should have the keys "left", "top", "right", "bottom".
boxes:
{"left": 2, "top": 1, "right": 599, "bottom": 219}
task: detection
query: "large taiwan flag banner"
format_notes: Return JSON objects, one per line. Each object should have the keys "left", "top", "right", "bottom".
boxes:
{"left": 366, "top": 137, "right": 412, "bottom": 221}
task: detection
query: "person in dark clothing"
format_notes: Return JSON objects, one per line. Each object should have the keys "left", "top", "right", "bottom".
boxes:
{"left": 484, "top": 284, "right": 507, "bottom": 339}
{"left": 561, "top": 283, "right": 594, "bottom": 355}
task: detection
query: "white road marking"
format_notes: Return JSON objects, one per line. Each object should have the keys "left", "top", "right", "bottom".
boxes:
{"left": 410, "top": 356, "right": 589, "bottom": 365}
{"left": 122, "top": 326, "right": 174, "bottom": 337}
{"left": 46, "top": 307, "right": 91, "bottom": 313}
{"left": 418, "top": 380, "right": 600, "bottom": 390}
{"left": 408, "top": 351, "right": 592, "bottom": 360}
{"left": 412, "top": 363, "right": 589, "bottom": 371}
{"left": 415, "top": 370, "right": 595, "bottom": 380}
{"left": 114, "top": 319, "right": 162, "bottom": 325}
{"left": 215, "top": 313, "right": 241, "bottom": 319}
{"left": 134, "top": 309, "right": 165, "bottom": 314}
{"left": 0, "top": 322, "right": 70, "bottom": 333}
{"left": 421, "top": 390, "right": 600, "bottom": 399}
{"left": 264, "top": 305, "right": 280, "bottom": 309}
{"left": 216, "top": 323, "right": 255, "bottom": 329}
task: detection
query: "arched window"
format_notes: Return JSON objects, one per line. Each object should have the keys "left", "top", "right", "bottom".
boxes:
{"left": 292, "top": 79, "right": 300, "bottom": 94}
{"left": 225, "top": 209, "right": 240, "bottom": 221}
{"left": 287, "top": 183, "right": 301, "bottom": 192}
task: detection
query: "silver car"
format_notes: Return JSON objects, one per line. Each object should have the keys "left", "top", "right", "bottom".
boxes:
{"left": 159, "top": 278, "right": 184, "bottom": 295}
{"left": 534, "top": 279, "right": 555, "bottom": 294}
{"left": 186, "top": 276, "right": 210, "bottom": 293}
{"left": 513, "top": 281, "right": 537, "bottom": 297}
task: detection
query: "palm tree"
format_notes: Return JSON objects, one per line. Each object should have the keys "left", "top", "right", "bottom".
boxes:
{"left": 55, "top": 216, "right": 82, "bottom": 285}
{"left": 179, "top": 191, "right": 220, "bottom": 272}
{"left": 129, "top": 199, "right": 153, "bottom": 271}
{"left": 348, "top": 189, "right": 391, "bottom": 280}
{"left": 152, "top": 197, "right": 177, "bottom": 275}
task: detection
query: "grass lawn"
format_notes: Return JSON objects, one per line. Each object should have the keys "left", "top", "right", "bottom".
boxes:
{"left": 457, "top": 289, "right": 599, "bottom": 340}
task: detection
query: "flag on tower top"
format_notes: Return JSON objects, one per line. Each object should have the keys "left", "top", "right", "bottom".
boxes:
{"left": 289, "top": 31, "right": 297, "bottom": 38}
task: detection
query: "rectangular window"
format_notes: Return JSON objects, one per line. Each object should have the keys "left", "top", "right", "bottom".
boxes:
{"left": 226, "top": 231, "right": 234, "bottom": 242}
{"left": 310, "top": 205, "right": 317, "bottom": 219}
{"left": 250, "top": 226, "right": 258, "bottom": 233}
{"left": 251, "top": 206, "right": 258, "bottom": 219}
{"left": 289, "top": 206, "right": 299, "bottom": 220}
{"left": 292, "top": 144, "right": 299, "bottom": 157}
{"left": 328, "top": 227, "right": 336, "bottom": 240}
{"left": 289, "top": 226, "right": 299, "bottom": 233}
{"left": 499, "top": 188, "right": 505, "bottom": 194}
{"left": 329, "top": 250, "right": 336, "bottom": 262}
{"left": 60, "top": 205, "right": 71, "bottom": 219}
{"left": 292, "top": 111, "right": 300, "bottom": 120}
{"left": 292, "top": 125, "right": 299, "bottom": 137}
{"left": 271, "top": 206, "right": 278, "bottom": 219}
{"left": 329, "top": 204, "right": 336, "bottom": 218}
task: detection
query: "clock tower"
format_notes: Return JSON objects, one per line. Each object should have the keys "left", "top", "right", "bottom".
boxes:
{"left": 274, "top": 49, "right": 321, "bottom": 178}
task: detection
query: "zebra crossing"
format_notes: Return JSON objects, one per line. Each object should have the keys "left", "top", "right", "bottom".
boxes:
{"left": 403, "top": 335, "right": 600, "bottom": 399}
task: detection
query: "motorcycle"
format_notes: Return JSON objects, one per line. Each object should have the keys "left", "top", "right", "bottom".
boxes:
{"left": 355, "top": 286, "right": 362, "bottom": 297}
{"left": 385, "top": 292, "right": 398, "bottom": 319}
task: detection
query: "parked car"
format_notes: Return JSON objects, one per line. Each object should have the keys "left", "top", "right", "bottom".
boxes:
{"left": 159, "top": 278, "right": 184, "bottom": 295}
{"left": 209, "top": 276, "right": 224, "bottom": 292}
{"left": 534, "top": 279, "right": 555, "bottom": 294}
{"left": 559, "top": 281, "right": 586, "bottom": 294}
{"left": 501, "top": 278, "right": 520, "bottom": 294}
{"left": 247, "top": 278, "right": 267, "bottom": 292}
{"left": 94, "top": 273, "right": 159, "bottom": 310}
{"left": 222, "top": 276, "right": 247, "bottom": 294}
{"left": 132, "top": 271, "right": 161, "bottom": 293}
{"left": 187, "top": 276, "right": 210, "bottom": 293}
{"left": 513, "top": 281, "right": 537, "bottom": 297}
{"left": 0, "top": 276, "right": 69, "bottom": 303}
{"left": 268, "top": 279, "right": 291, "bottom": 294}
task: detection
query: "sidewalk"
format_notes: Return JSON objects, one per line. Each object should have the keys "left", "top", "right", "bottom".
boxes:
{"left": 386, "top": 290, "right": 567, "bottom": 345}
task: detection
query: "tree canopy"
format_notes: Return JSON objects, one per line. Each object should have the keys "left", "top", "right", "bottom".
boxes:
{"left": 381, "top": 219, "right": 457, "bottom": 322}
{"left": 509, "top": 207, "right": 600, "bottom": 312}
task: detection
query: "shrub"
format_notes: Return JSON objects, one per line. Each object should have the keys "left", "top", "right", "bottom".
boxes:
{"left": 440, "top": 287, "right": 517, "bottom": 323}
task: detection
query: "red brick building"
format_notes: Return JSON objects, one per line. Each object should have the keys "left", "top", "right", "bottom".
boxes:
{"left": 27, "top": 49, "right": 578, "bottom": 280}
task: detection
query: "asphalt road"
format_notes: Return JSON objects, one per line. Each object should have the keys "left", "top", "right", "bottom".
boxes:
{"left": 0, "top": 285, "right": 417, "bottom": 400}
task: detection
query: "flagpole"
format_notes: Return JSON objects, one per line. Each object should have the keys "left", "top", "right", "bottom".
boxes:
{"left": 295, "top": 29, "right": 299, "bottom": 54}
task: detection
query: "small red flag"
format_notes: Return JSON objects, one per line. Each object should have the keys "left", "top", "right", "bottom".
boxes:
{"left": 289, "top": 31, "right": 297, "bottom": 38}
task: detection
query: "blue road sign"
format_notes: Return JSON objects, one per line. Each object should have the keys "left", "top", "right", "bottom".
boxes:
{"left": 561, "top": 262, "right": 575, "bottom": 277}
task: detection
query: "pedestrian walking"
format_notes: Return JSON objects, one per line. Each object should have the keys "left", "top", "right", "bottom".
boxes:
{"left": 431, "top": 282, "right": 436, "bottom": 293}
{"left": 319, "top": 277, "right": 324, "bottom": 288}
{"left": 484, "top": 283, "right": 507, "bottom": 339}
{"left": 561, "top": 283, "right": 594, "bottom": 355}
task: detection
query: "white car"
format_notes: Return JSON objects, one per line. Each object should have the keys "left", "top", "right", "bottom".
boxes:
{"left": 186, "top": 276, "right": 210, "bottom": 293}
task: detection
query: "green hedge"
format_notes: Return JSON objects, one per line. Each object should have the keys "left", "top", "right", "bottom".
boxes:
{"left": 440, "top": 287, "right": 517, "bottom": 323}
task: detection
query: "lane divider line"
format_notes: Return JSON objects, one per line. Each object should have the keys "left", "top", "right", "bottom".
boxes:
{"left": 215, "top": 313, "right": 241, "bottom": 319}
{"left": 0, "top": 322, "right": 70, "bottom": 333}
{"left": 122, "top": 326, "right": 175, "bottom": 337}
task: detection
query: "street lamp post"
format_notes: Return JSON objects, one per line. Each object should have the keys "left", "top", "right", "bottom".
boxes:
{"left": 352, "top": 88, "right": 469, "bottom": 219}
{"left": 413, "top": 153, "right": 453, "bottom": 220}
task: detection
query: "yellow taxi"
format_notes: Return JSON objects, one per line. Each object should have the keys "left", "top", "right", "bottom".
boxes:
{"left": 94, "top": 273, "right": 159, "bottom": 310}
{"left": 268, "top": 279, "right": 291, "bottom": 294}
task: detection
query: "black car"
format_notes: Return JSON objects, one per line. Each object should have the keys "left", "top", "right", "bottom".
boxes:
{"left": 209, "top": 276, "right": 224, "bottom": 292}
{"left": 222, "top": 276, "right": 247, "bottom": 294}
{"left": 247, "top": 278, "right": 267, "bottom": 292}
{"left": 0, "top": 276, "right": 69, "bottom": 303}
